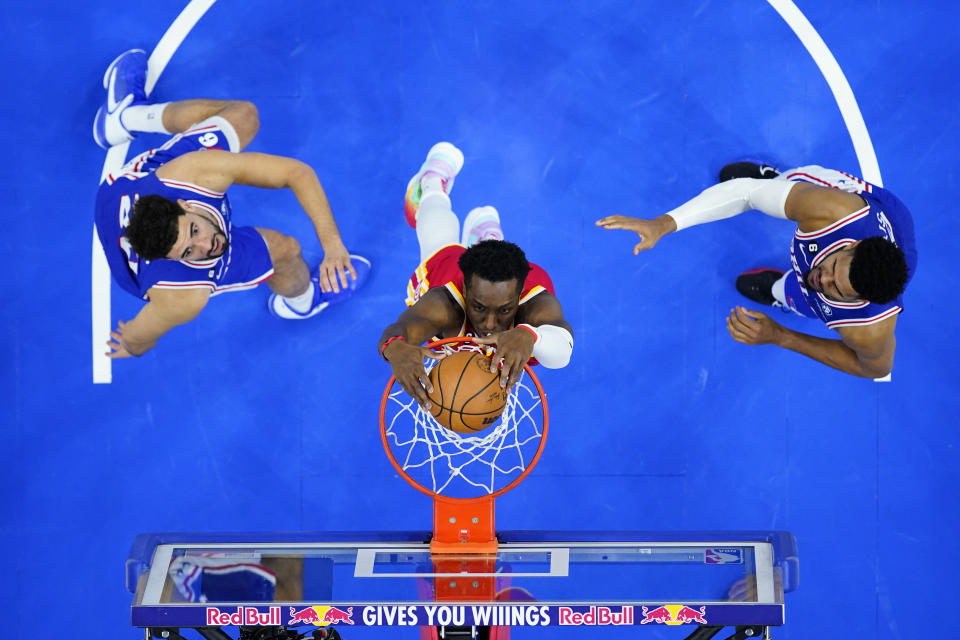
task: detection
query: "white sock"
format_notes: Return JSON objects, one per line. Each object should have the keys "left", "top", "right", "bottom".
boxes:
{"left": 120, "top": 103, "right": 171, "bottom": 134}
{"left": 282, "top": 281, "right": 315, "bottom": 313}
{"left": 420, "top": 171, "right": 445, "bottom": 195}
{"left": 772, "top": 272, "right": 788, "bottom": 305}
{"left": 416, "top": 192, "right": 460, "bottom": 262}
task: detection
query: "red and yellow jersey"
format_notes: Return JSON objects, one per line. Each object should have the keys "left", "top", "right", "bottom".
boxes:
{"left": 405, "top": 244, "right": 555, "bottom": 337}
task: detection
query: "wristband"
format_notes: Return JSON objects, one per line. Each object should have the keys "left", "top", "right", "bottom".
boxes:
{"left": 380, "top": 336, "right": 405, "bottom": 361}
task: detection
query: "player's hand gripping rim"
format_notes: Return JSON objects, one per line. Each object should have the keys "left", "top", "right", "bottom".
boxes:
{"left": 384, "top": 339, "right": 446, "bottom": 410}
{"left": 473, "top": 327, "right": 536, "bottom": 390}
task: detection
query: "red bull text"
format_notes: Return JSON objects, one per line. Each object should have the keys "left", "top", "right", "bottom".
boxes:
{"left": 558, "top": 606, "right": 633, "bottom": 625}
{"left": 205, "top": 606, "right": 282, "bottom": 626}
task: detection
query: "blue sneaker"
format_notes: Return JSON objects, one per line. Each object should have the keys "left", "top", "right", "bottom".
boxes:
{"left": 268, "top": 255, "right": 372, "bottom": 319}
{"left": 93, "top": 49, "right": 148, "bottom": 149}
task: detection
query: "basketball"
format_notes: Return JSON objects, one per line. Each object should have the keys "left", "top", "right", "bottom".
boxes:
{"left": 427, "top": 350, "right": 508, "bottom": 433}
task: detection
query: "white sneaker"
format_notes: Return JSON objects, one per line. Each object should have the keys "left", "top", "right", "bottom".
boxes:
{"left": 461, "top": 206, "right": 504, "bottom": 247}
{"left": 404, "top": 142, "right": 465, "bottom": 227}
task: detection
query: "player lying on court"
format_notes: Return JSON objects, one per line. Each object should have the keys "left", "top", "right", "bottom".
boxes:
{"left": 93, "top": 50, "right": 370, "bottom": 358}
{"left": 597, "top": 162, "right": 915, "bottom": 378}
{"left": 378, "top": 143, "right": 574, "bottom": 409}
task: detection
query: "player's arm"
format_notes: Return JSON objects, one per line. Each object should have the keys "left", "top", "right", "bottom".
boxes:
{"left": 726, "top": 306, "right": 897, "bottom": 378}
{"left": 158, "top": 150, "right": 353, "bottom": 292}
{"left": 106, "top": 288, "right": 210, "bottom": 358}
{"left": 378, "top": 288, "right": 462, "bottom": 409}
{"left": 596, "top": 177, "right": 801, "bottom": 253}
{"left": 782, "top": 182, "right": 871, "bottom": 233}
{"left": 476, "top": 292, "right": 575, "bottom": 389}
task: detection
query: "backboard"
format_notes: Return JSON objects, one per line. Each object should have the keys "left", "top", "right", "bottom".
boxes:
{"left": 127, "top": 529, "right": 797, "bottom": 634}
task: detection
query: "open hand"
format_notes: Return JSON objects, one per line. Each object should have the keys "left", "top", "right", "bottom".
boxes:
{"left": 318, "top": 244, "right": 357, "bottom": 294}
{"left": 595, "top": 214, "right": 675, "bottom": 254}
{"left": 106, "top": 320, "right": 133, "bottom": 359}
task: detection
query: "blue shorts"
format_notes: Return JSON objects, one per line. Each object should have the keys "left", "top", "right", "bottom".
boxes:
{"left": 781, "top": 271, "right": 817, "bottom": 318}
{"left": 124, "top": 115, "right": 241, "bottom": 173}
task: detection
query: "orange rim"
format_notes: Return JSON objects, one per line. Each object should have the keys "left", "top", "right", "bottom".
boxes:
{"left": 380, "top": 336, "right": 549, "bottom": 504}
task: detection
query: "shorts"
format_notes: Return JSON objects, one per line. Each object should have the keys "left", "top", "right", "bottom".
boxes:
{"left": 123, "top": 115, "right": 241, "bottom": 173}
{"left": 781, "top": 270, "right": 818, "bottom": 318}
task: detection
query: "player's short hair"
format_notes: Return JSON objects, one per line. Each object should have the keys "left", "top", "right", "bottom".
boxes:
{"left": 459, "top": 240, "right": 532, "bottom": 293}
{"left": 849, "top": 236, "right": 908, "bottom": 304}
{"left": 125, "top": 195, "right": 183, "bottom": 260}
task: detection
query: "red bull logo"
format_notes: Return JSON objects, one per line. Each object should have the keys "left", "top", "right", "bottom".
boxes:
{"left": 287, "top": 606, "right": 354, "bottom": 627}
{"left": 206, "top": 606, "right": 282, "bottom": 626}
{"left": 640, "top": 605, "right": 708, "bottom": 625}
{"left": 557, "top": 606, "right": 633, "bottom": 625}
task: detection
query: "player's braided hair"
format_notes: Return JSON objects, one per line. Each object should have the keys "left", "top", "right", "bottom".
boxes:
{"left": 848, "top": 236, "right": 908, "bottom": 304}
{"left": 458, "top": 240, "right": 532, "bottom": 293}
{"left": 125, "top": 195, "right": 183, "bottom": 260}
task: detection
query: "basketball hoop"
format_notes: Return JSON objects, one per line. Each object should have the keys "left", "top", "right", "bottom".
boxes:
{"left": 380, "top": 337, "right": 549, "bottom": 556}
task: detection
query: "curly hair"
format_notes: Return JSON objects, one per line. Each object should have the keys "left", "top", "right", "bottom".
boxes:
{"left": 848, "top": 236, "right": 908, "bottom": 304}
{"left": 458, "top": 240, "right": 532, "bottom": 292}
{"left": 124, "top": 195, "right": 183, "bottom": 260}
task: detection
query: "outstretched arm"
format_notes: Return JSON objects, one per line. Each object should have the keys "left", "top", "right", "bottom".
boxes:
{"left": 106, "top": 287, "right": 209, "bottom": 358}
{"left": 157, "top": 150, "right": 354, "bottom": 292}
{"left": 596, "top": 177, "right": 797, "bottom": 253}
{"left": 378, "top": 289, "right": 463, "bottom": 409}
{"left": 726, "top": 306, "right": 897, "bottom": 378}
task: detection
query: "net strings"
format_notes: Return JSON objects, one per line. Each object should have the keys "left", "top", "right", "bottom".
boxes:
{"left": 385, "top": 343, "right": 544, "bottom": 495}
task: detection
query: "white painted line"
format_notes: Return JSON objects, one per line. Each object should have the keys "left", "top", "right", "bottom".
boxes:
{"left": 92, "top": 0, "right": 218, "bottom": 383}
{"left": 767, "top": 0, "right": 891, "bottom": 382}
{"left": 766, "top": 0, "right": 882, "bottom": 187}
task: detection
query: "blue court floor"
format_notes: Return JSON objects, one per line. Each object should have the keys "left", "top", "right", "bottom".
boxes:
{"left": 1, "top": 1, "right": 958, "bottom": 638}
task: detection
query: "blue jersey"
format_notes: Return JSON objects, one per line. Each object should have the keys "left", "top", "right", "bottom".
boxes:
{"left": 94, "top": 119, "right": 273, "bottom": 300}
{"left": 781, "top": 167, "right": 917, "bottom": 329}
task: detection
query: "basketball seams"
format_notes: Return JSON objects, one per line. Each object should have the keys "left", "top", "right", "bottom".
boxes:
{"left": 450, "top": 353, "right": 479, "bottom": 431}
{"left": 428, "top": 350, "right": 507, "bottom": 432}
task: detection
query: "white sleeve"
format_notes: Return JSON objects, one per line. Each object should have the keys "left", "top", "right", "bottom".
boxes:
{"left": 517, "top": 324, "right": 573, "bottom": 369}
{"left": 666, "top": 178, "right": 795, "bottom": 231}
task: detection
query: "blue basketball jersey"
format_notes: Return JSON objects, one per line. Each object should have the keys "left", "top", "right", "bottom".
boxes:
{"left": 94, "top": 120, "right": 273, "bottom": 299}
{"left": 782, "top": 167, "right": 917, "bottom": 329}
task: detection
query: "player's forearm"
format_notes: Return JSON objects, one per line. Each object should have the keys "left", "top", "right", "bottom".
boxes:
{"left": 289, "top": 168, "right": 346, "bottom": 251}
{"left": 774, "top": 326, "right": 888, "bottom": 378}
{"left": 379, "top": 318, "right": 438, "bottom": 350}
{"left": 666, "top": 179, "right": 792, "bottom": 231}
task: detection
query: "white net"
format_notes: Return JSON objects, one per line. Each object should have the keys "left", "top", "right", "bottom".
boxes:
{"left": 382, "top": 341, "right": 547, "bottom": 499}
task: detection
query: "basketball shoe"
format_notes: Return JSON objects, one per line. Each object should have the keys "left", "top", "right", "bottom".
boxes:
{"left": 718, "top": 161, "right": 780, "bottom": 182}
{"left": 404, "top": 142, "right": 465, "bottom": 227}
{"left": 93, "top": 49, "right": 149, "bottom": 149}
{"left": 461, "top": 206, "right": 504, "bottom": 247}
{"left": 269, "top": 255, "right": 371, "bottom": 319}
{"left": 735, "top": 268, "right": 786, "bottom": 308}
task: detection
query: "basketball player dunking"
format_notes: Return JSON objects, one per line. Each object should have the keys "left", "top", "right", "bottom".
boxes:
{"left": 378, "top": 143, "right": 575, "bottom": 409}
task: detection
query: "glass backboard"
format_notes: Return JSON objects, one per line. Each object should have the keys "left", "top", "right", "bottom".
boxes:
{"left": 128, "top": 530, "right": 797, "bottom": 631}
